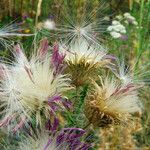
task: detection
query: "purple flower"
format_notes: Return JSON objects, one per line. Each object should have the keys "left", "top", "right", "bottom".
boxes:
{"left": 45, "top": 117, "right": 59, "bottom": 132}
{"left": 46, "top": 95, "right": 72, "bottom": 132}
{"left": 104, "top": 54, "right": 116, "bottom": 61}
{"left": 48, "top": 95, "right": 72, "bottom": 111}
{"left": 22, "top": 15, "right": 28, "bottom": 20}
{"left": 44, "top": 128, "right": 90, "bottom": 150}
{"left": 37, "top": 38, "right": 49, "bottom": 59}
{"left": 51, "top": 43, "right": 66, "bottom": 75}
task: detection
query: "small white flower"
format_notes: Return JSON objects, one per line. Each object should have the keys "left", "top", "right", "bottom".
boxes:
{"left": 116, "top": 15, "right": 123, "bottom": 20}
{"left": 127, "top": 16, "right": 136, "bottom": 21}
{"left": 114, "top": 24, "right": 126, "bottom": 33}
{"left": 112, "top": 20, "right": 121, "bottom": 26}
{"left": 136, "top": 26, "right": 143, "bottom": 29}
{"left": 124, "top": 20, "right": 129, "bottom": 24}
{"left": 120, "top": 29, "right": 126, "bottom": 34}
{"left": 124, "top": 13, "right": 131, "bottom": 17}
{"left": 43, "top": 19, "right": 56, "bottom": 30}
{"left": 107, "top": 26, "right": 114, "bottom": 32}
{"left": 108, "top": 20, "right": 126, "bottom": 39}
{"left": 124, "top": 13, "right": 138, "bottom": 25}
{"left": 110, "top": 31, "right": 121, "bottom": 39}
{"left": 133, "top": 21, "right": 138, "bottom": 26}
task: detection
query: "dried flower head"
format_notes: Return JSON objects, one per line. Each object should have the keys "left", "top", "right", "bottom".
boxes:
{"left": 18, "top": 128, "right": 90, "bottom": 150}
{"left": 60, "top": 40, "right": 111, "bottom": 86}
{"left": 0, "top": 39, "right": 71, "bottom": 132}
{"left": 84, "top": 76, "right": 141, "bottom": 127}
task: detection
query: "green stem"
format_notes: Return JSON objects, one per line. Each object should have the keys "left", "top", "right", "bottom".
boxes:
{"left": 134, "top": 0, "right": 145, "bottom": 71}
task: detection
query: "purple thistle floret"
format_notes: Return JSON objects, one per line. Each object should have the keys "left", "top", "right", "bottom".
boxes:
{"left": 48, "top": 95, "right": 72, "bottom": 112}
{"left": 48, "top": 95, "right": 62, "bottom": 103}
{"left": 45, "top": 117, "right": 59, "bottom": 132}
{"left": 56, "top": 128, "right": 85, "bottom": 143}
{"left": 62, "top": 98, "right": 72, "bottom": 110}
{"left": 37, "top": 38, "right": 49, "bottom": 59}
{"left": 104, "top": 54, "right": 116, "bottom": 61}
{"left": 44, "top": 139, "right": 52, "bottom": 150}
{"left": 56, "top": 128, "right": 90, "bottom": 150}
{"left": 46, "top": 95, "right": 72, "bottom": 131}
{"left": 51, "top": 44, "right": 66, "bottom": 75}
{"left": 48, "top": 95, "right": 72, "bottom": 109}
{"left": 44, "top": 128, "right": 90, "bottom": 150}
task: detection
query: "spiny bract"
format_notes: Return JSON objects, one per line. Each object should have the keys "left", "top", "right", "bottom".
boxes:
{"left": 60, "top": 40, "right": 110, "bottom": 86}
{"left": 84, "top": 76, "right": 141, "bottom": 127}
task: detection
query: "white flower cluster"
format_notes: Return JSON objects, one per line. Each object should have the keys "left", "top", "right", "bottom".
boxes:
{"left": 115, "top": 12, "right": 138, "bottom": 26}
{"left": 107, "top": 12, "right": 138, "bottom": 39}
{"left": 123, "top": 13, "right": 138, "bottom": 25}
{"left": 107, "top": 20, "right": 126, "bottom": 39}
{"left": 115, "top": 15, "right": 123, "bottom": 20}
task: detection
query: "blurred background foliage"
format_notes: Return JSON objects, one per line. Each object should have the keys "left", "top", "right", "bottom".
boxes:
{"left": 0, "top": 0, "right": 150, "bottom": 149}
{"left": 0, "top": 0, "right": 143, "bottom": 20}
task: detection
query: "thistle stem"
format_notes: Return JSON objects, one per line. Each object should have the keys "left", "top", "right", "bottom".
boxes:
{"left": 73, "top": 85, "right": 80, "bottom": 106}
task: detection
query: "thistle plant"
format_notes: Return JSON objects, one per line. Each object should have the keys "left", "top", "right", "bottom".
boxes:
{"left": 0, "top": 3, "right": 147, "bottom": 149}
{"left": 0, "top": 39, "right": 71, "bottom": 133}
{"left": 59, "top": 40, "right": 112, "bottom": 87}
{"left": 84, "top": 75, "right": 141, "bottom": 127}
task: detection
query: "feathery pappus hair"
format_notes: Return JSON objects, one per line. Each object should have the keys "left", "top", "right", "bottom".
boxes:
{"left": 60, "top": 40, "right": 114, "bottom": 87}
{"left": 17, "top": 128, "right": 90, "bottom": 150}
{"left": 84, "top": 75, "right": 142, "bottom": 128}
{"left": 0, "top": 21, "right": 33, "bottom": 49}
{"left": 113, "top": 60, "right": 150, "bottom": 86}
{"left": 0, "top": 39, "right": 71, "bottom": 133}
{"left": 53, "top": 19, "right": 107, "bottom": 47}
{"left": 40, "top": 2, "right": 109, "bottom": 48}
